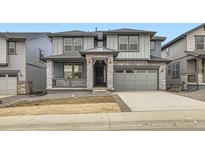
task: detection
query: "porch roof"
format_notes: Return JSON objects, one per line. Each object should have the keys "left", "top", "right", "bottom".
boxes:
{"left": 79, "top": 46, "right": 119, "bottom": 56}
{"left": 185, "top": 51, "right": 205, "bottom": 58}
{"left": 41, "top": 52, "right": 84, "bottom": 61}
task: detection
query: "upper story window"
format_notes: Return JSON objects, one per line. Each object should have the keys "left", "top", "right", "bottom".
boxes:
{"left": 64, "top": 38, "right": 83, "bottom": 52}
{"left": 150, "top": 41, "right": 155, "bottom": 50}
{"left": 195, "top": 36, "right": 205, "bottom": 50}
{"left": 119, "top": 36, "right": 138, "bottom": 51}
{"left": 8, "top": 42, "right": 16, "bottom": 55}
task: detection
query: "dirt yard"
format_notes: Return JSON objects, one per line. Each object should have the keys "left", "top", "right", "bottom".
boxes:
{"left": 178, "top": 89, "right": 205, "bottom": 102}
{"left": 0, "top": 96, "right": 121, "bottom": 116}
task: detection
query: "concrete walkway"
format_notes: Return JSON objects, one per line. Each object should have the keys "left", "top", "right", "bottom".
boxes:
{"left": 1, "top": 110, "right": 205, "bottom": 130}
{"left": 117, "top": 91, "right": 205, "bottom": 111}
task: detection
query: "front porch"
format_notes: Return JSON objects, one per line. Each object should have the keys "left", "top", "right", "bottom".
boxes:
{"left": 182, "top": 57, "right": 205, "bottom": 90}
{"left": 45, "top": 47, "right": 118, "bottom": 91}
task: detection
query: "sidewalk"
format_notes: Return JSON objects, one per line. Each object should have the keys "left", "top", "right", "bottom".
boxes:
{"left": 1, "top": 110, "right": 205, "bottom": 130}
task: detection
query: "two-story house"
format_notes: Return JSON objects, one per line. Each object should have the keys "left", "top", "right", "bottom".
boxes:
{"left": 162, "top": 23, "right": 205, "bottom": 91}
{"left": 0, "top": 32, "right": 52, "bottom": 95}
{"left": 42, "top": 28, "right": 168, "bottom": 93}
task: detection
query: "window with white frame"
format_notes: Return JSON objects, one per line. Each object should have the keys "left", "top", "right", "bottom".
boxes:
{"left": 119, "top": 36, "right": 128, "bottom": 51}
{"left": 64, "top": 38, "right": 73, "bottom": 52}
{"left": 195, "top": 36, "right": 205, "bottom": 50}
{"left": 64, "top": 38, "right": 83, "bottom": 52}
{"left": 8, "top": 42, "right": 16, "bottom": 54}
{"left": 64, "top": 63, "right": 83, "bottom": 79}
{"left": 129, "top": 36, "right": 138, "bottom": 51}
{"left": 172, "top": 62, "right": 180, "bottom": 78}
{"left": 150, "top": 41, "right": 155, "bottom": 50}
{"left": 74, "top": 38, "right": 83, "bottom": 51}
{"left": 119, "top": 36, "right": 139, "bottom": 51}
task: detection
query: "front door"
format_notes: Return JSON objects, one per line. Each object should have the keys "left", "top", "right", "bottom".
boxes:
{"left": 94, "top": 60, "right": 107, "bottom": 87}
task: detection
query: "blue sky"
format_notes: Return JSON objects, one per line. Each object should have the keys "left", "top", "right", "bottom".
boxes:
{"left": 0, "top": 23, "right": 201, "bottom": 45}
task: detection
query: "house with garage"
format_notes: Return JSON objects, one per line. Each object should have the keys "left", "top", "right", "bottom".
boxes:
{"left": 162, "top": 23, "right": 205, "bottom": 91}
{"left": 42, "top": 28, "right": 168, "bottom": 93}
{"left": 0, "top": 32, "right": 52, "bottom": 95}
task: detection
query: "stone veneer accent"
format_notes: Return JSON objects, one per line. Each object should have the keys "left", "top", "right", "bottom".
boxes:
{"left": 17, "top": 81, "right": 33, "bottom": 94}
{"left": 46, "top": 60, "right": 54, "bottom": 89}
{"left": 114, "top": 60, "right": 167, "bottom": 90}
{"left": 86, "top": 54, "right": 114, "bottom": 90}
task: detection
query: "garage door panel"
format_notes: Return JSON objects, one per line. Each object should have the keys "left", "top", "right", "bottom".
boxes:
{"left": 0, "top": 76, "right": 17, "bottom": 95}
{"left": 114, "top": 69, "right": 158, "bottom": 91}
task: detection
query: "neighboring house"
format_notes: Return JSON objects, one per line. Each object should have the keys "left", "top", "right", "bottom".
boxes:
{"left": 42, "top": 28, "right": 168, "bottom": 92}
{"left": 0, "top": 32, "right": 52, "bottom": 95}
{"left": 162, "top": 23, "right": 205, "bottom": 91}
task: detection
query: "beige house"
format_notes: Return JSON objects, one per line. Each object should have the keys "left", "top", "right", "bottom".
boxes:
{"left": 162, "top": 23, "right": 205, "bottom": 91}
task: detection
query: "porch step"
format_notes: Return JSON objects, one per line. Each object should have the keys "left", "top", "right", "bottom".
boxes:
{"left": 92, "top": 89, "right": 110, "bottom": 94}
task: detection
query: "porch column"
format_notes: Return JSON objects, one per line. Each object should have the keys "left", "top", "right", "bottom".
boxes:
{"left": 107, "top": 56, "right": 114, "bottom": 90}
{"left": 197, "top": 58, "right": 203, "bottom": 83}
{"left": 46, "top": 60, "right": 54, "bottom": 89}
{"left": 159, "top": 63, "right": 166, "bottom": 90}
{"left": 86, "top": 56, "right": 93, "bottom": 89}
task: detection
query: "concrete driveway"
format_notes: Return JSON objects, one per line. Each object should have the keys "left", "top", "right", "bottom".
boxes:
{"left": 117, "top": 91, "right": 205, "bottom": 111}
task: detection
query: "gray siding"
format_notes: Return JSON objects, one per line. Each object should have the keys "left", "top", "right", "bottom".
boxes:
{"left": 26, "top": 35, "right": 52, "bottom": 92}
{"left": 161, "top": 38, "right": 186, "bottom": 60}
{"left": 52, "top": 37, "right": 94, "bottom": 55}
{"left": 52, "top": 37, "right": 63, "bottom": 55}
{"left": 150, "top": 40, "right": 161, "bottom": 57}
{"left": 83, "top": 37, "right": 94, "bottom": 49}
{"left": 107, "top": 34, "right": 151, "bottom": 59}
{"left": 186, "top": 26, "right": 205, "bottom": 51}
{"left": 0, "top": 37, "right": 7, "bottom": 65}
{"left": 0, "top": 42, "right": 26, "bottom": 81}
{"left": 54, "top": 62, "right": 64, "bottom": 78}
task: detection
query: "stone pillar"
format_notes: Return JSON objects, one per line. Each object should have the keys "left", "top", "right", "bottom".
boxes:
{"left": 46, "top": 60, "right": 54, "bottom": 89}
{"left": 181, "top": 74, "right": 188, "bottom": 90}
{"left": 159, "top": 64, "right": 166, "bottom": 90}
{"left": 86, "top": 56, "right": 93, "bottom": 89}
{"left": 197, "top": 58, "right": 203, "bottom": 83}
{"left": 107, "top": 56, "right": 114, "bottom": 90}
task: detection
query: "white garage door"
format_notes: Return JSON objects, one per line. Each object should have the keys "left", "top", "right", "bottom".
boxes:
{"left": 0, "top": 74, "right": 17, "bottom": 95}
{"left": 114, "top": 69, "right": 158, "bottom": 91}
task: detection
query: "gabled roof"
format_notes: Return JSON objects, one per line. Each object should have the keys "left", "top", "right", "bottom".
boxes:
{"left": 80, "top": 46, "right": 119, "bottom": 56}
{"left": 162, "top": 23, "right": 205, "bottom": 50}
{"left": 151, "top": 36, "right": 166, "bottom": 41}
{"left": 48, "top": 30, "right": 97, "bottom": 37}
{"left": 103, "top": 28, "right": 156, "bottom": 36}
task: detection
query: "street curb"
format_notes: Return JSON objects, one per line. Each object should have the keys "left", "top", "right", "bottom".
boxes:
{"left": 1, "top": 119, "right": 205, "bottom": 131}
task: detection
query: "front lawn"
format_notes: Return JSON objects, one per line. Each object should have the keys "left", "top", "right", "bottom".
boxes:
{"left": 0, "top": 96, "right": 121, "bottom": 116}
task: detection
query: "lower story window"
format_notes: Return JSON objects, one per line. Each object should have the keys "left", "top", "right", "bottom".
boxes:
{"left": 64, "top": 63, "right": 83, "bottom": 79}
{"left": 74, "top": 64, "right": 83, "bottom": 79}
{"left": 172, "top": 62, "right": 180, "bottom": 79}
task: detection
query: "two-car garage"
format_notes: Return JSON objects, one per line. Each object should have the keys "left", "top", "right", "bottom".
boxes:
{"left": 114, "top": 69, "right": 158, "bottom": 91}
